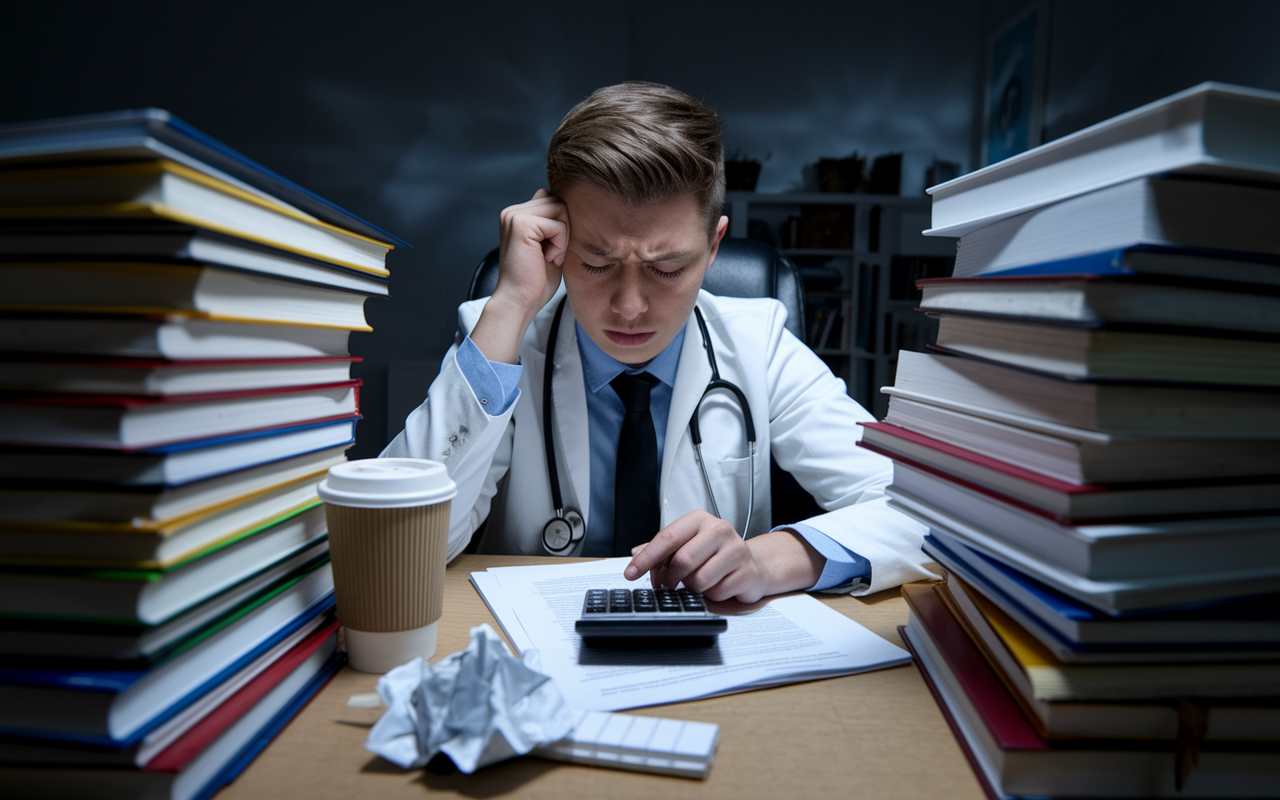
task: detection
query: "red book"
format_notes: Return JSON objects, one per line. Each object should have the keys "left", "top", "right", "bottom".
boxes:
{"left": 858, "top": 421, "right": 1280, "bottom": 522}
{"left": 901, "top": 584, "right": 1045, "bottom": 751}
{"left": 146, "top": 619, "right": 341, "bottom": 772}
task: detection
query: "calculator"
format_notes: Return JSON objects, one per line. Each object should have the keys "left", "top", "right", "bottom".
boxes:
{"left": 574, "top": 588, "right": 728, "bottom": 643}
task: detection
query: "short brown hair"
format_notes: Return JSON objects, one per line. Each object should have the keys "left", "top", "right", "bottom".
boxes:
{"left": 547, "top": 82, "right": 725, "bottom": 236}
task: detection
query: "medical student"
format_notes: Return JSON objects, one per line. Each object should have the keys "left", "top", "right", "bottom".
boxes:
{"left": 382, "top": 82, "right": 937, "bottom": 602}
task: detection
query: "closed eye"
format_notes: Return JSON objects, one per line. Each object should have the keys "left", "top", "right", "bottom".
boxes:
{"left": 582, "top": 262, "right": 610, "bottom": 275}
{"left": 649, "top": 265, "right": 686, "bottom": 280}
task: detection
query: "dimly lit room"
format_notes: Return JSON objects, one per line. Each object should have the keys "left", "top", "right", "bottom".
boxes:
{"left": 3, "top": 1, "right": 1280, "bottom": 797}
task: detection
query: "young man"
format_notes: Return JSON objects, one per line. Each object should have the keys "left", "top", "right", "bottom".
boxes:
{"left": 382, "top": 82, "right": 936, "bottom": 602}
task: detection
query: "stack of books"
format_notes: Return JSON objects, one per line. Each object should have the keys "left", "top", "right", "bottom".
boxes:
{"left": 0, "top": 109, "right": 405, "bottom": 799}
{"left": 867, "top": 83, "right": 1280, "bottom": 798}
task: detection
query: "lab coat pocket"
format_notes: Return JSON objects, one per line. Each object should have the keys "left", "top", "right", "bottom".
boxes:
{"left": 709, "top": 455, "right": 754, "bottom": 534}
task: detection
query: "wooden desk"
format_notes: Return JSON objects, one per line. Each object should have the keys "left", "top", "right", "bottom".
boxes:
{"left": 220, "top": 556, "right": 984, "bottom": 799}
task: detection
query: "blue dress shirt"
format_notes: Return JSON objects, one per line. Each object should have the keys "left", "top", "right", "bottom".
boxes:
{"left": 453, "top": 326, "right": 870, "bottom": 591}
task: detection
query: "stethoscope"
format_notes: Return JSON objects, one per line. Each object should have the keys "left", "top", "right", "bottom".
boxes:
{"left": 541, "top": 296, "right": 757, "bottom": 553}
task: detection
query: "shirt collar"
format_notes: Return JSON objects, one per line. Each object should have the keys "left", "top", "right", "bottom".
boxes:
{"left": 576, "top": 319, "right": 685, "bottom": 394}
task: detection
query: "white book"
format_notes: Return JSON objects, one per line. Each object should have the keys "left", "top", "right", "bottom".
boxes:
{"left": 0, "top": 160, "right": 389, "bottom": 274}
{"left": 0, "top": 316, "right": 351, "bottom": 360}
{"left": 0, "top": 474, "right": 325, "bottom": 568}
{"left": 951, "top": 177, "right": 1280, "bottom": 278}
{"left": 0, "top": 226, "right": 389, "bottom": 295}
{"left": 882, "top": 395, "right": 1280, "bottom": 484}
{"left": 918, "top": 275, "right": 1280, "bottom": 334}
{"left": 1, "top": 262, "right": 372, "bottom": 330}
{"left": 887, "top": 473, "right": 1280, "bottom": 582}
{"left": 0, "top": 357, "right": 356, "bottom": 396}
{"left": 926, "top": 82, "right": 1280, "bottom": 237}
{"left": 0, "top": 384, "right": 359, "bottom": 449}
{"left": 896, "top": 503, "right": 1280, "bottom": 614}
{"left": 932, "top": 314, "right": 1280, "bottom": 386}
{"left": 0, "top": 446, "right": 346, "bottom": 524}
{"left": 887, "top": 350, "right": 1280, "bottom": 436}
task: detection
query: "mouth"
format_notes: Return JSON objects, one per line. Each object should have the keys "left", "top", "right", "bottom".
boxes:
{"left": 605, "top": 330, "right": 656, "bottom": 347}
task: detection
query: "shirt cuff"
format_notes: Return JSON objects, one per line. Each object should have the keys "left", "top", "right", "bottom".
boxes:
{"left": 776, "top": 523, "right": 872, "bottom": 593}
{"left": 455, "top": 335, "right": 523, "bottom": 415}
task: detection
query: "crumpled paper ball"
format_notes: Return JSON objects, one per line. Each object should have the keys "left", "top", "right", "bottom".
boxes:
{"left": 364, "top": 623, "right": 577, "bottom": 773}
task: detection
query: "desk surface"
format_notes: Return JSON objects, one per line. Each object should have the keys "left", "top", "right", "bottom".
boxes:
{"left": 219, "top": 555, "right": 984, "bottom": 799}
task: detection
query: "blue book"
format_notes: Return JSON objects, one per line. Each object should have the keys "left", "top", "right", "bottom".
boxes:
{"left": 0, "top": 109, "right": 408, "bottom": 248}
{"left": 0, "top": 418, "right": 356, "bottom": 487}
{"left": 923, "top": 534, "right": 1280, "bottom": 657}
{"left": 962, "top": 244, "right": 1280, "bottom": 286}
{"left": 0, "top": 565, "right": 335, "bottom": 746}
{"left": 0, "top": 633, "right": 345, "bottom": 800}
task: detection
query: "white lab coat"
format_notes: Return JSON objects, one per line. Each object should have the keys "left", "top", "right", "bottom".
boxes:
{"left": 382, "top": 288, "right": 936, "bottom": 595}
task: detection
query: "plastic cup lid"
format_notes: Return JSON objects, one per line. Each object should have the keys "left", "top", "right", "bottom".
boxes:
{"left": 317, "top": 458, "right": 457, "bottom": 508}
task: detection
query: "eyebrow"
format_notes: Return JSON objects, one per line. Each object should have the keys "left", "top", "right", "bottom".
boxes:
{"left": 579, "top": 243, "right": 696, "bottom": 263}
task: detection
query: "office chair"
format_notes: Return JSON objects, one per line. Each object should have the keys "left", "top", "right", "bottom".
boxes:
{"left": 468, "top": 237, "right": 822, "bottom": 528}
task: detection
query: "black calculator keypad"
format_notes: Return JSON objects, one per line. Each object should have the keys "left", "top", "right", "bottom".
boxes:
{"left": 576, "top": 587, "right": 726, "bottom": 641}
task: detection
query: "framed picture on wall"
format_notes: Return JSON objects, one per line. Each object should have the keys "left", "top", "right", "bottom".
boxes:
{"left": 982, "top": 0, "right": 1050, "bottom": 166}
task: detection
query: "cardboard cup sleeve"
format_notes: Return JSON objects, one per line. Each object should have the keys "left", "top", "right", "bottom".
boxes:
{"left": 324, "top": 501, "right": 450, "bottom": 632}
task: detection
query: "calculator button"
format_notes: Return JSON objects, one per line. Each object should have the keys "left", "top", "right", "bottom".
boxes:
{"left": 655, "top": 590, "right": 682, "bottom": 612}
{"left": 609, "top": 592, "right": 632, "bottom": 612}
{"left": 632, "top": 589, "right": 657, "bottom": 612}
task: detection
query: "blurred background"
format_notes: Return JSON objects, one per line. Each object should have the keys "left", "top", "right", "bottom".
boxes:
{"left": 4, "top": 0, "right": 1280, "bottom": 456}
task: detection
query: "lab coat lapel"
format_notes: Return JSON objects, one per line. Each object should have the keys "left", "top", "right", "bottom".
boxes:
{"left": 549, "top": 301, "right": 591, "bottom": 525}
{"left": 660, "top": 306, "right": 712, "bottom": 503}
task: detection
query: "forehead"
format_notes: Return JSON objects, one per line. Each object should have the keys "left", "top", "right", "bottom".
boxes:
{"left": 562, "top": 183, "right": 707, "bottom": 258}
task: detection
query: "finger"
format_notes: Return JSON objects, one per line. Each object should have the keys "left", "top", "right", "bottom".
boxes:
{"left": 630, "top": 542, "right": 648, "bottom": 557}
{"left": 532, "top": 188, "right": 550, "bottom": 200}
{"left": 698, "top": 560, "right": 765, "bottom": 604}
{"left": 623, "top": 513, "right": 703, "bottom": 580}
{"left": 520, "top": 215, "right": 569, "bottom": 261}
{"left": 657, "top": 526, "right": 744, "bottom": 590}
{"left": 542, "top": 219, "right": 569, "bottom": 266}
{"left": 679, "top": 545, "right": 741, "bottom": 596}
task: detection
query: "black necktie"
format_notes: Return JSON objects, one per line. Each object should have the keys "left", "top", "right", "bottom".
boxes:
{"left": 611, "top": 371, "right": 659, "bottom": 556}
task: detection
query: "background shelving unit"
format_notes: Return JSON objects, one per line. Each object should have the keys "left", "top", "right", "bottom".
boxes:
{"left": 724, "top": 191, "right": 956, "bottom": 418}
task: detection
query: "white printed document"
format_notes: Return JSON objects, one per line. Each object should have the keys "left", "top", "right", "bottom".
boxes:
{"left": 470, "top": 558, "right": 911, "bottom": 711}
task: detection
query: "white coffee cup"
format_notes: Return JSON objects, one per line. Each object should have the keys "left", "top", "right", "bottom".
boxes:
{"left": 318, "top": 458, "right": 456, "bottom": 673}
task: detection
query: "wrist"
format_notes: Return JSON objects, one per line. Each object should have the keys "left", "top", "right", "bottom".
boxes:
{"left": 747, "top": 529, "right": 825, "bottom": 596}
{"left": 471, "top": 293, "right": 541, "bottom": 364}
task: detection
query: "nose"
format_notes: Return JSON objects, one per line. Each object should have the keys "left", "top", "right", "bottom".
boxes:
{"left": 610, "top": 268, "right": 648, "bottom": 321}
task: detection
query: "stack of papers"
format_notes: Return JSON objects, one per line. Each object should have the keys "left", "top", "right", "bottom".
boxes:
{"left": 470, "top": 558, "right": 911, "bottom": 711}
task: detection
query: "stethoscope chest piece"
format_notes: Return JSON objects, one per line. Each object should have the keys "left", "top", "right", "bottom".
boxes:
{"left": 542, "top": 507, "right": 585, "bottom": 553}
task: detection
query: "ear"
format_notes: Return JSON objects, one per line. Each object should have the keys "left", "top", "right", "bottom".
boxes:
{"left": 706, "top": 215, "right": 729, "bottom": 266}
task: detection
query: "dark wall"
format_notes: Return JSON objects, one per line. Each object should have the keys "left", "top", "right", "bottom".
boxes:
{"left": 970, "top": 0, "right": 1280, "bottom": 167}
{"left": 5, "top": 1, "right": 1277, "bottom": 456}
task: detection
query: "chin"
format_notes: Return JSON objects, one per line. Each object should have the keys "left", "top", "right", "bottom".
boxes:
{"left": 608, "top": 344, "right": 660, "bottom": 365}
